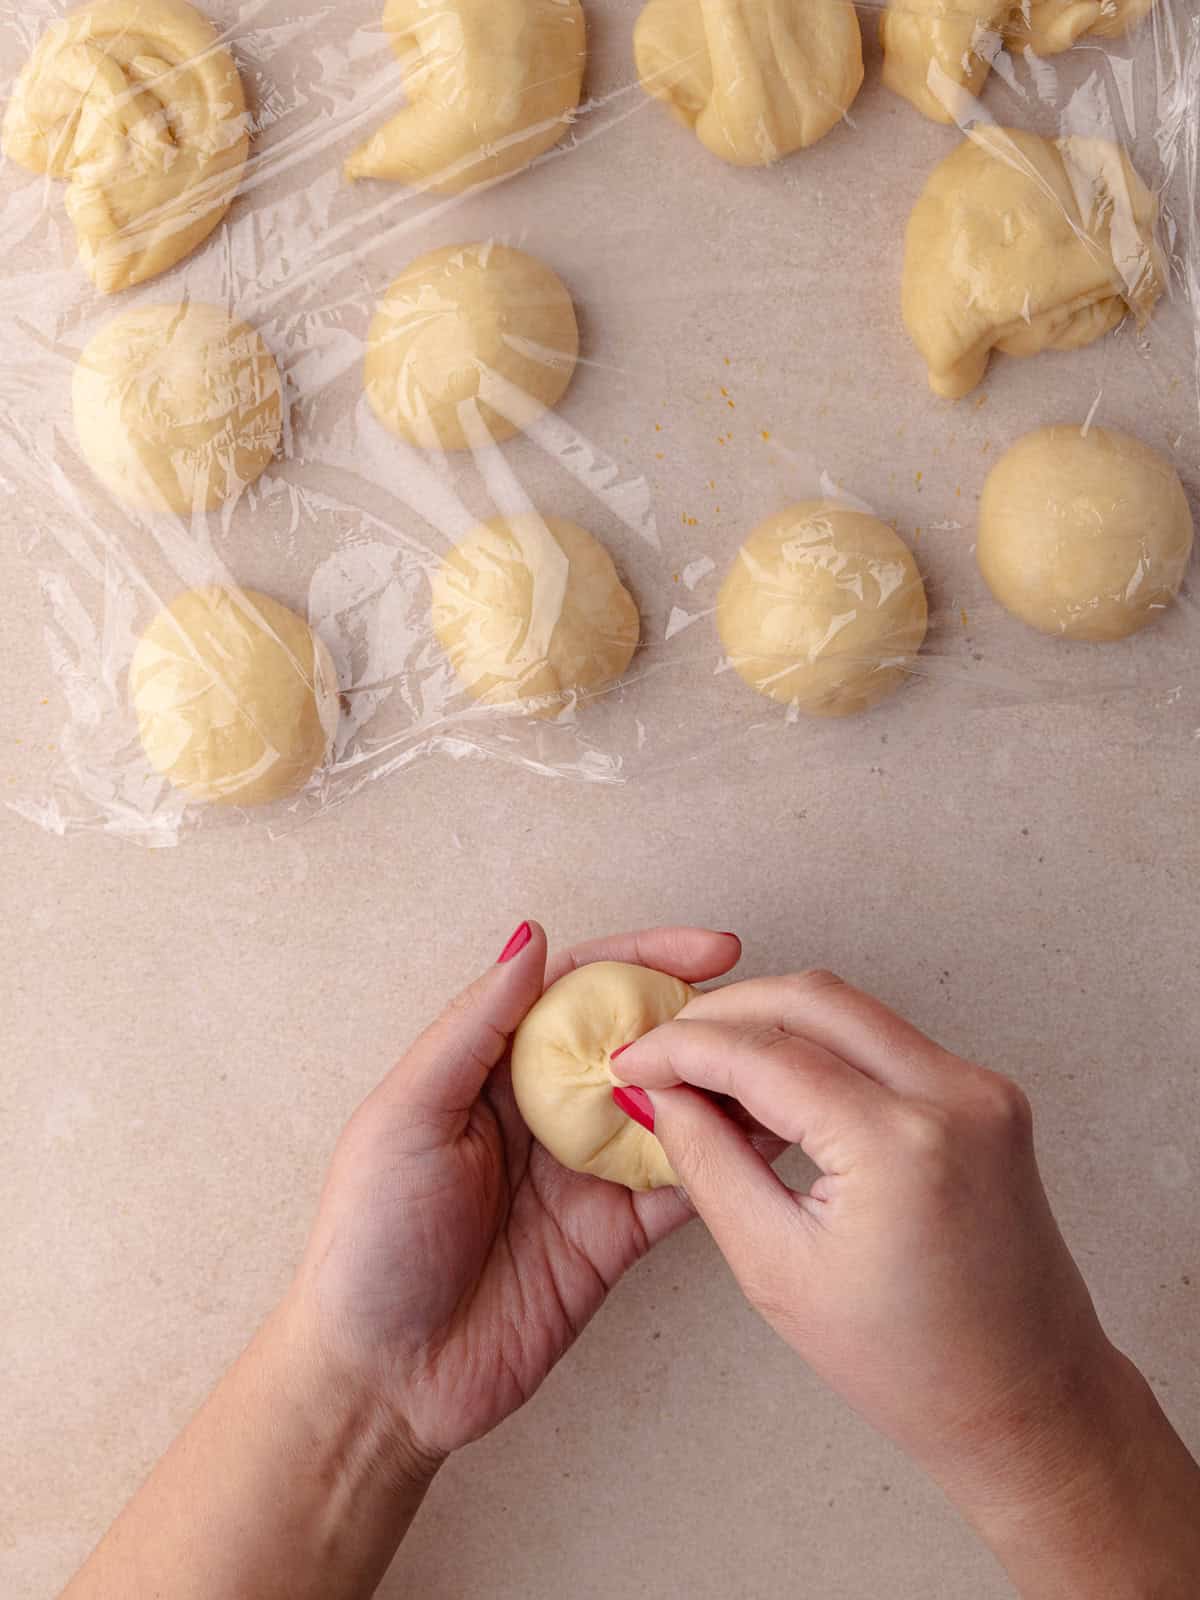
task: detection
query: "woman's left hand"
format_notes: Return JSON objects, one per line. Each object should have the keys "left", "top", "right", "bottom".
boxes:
{"left": 288, "top": 921, "right": 742, "bottom": 1467}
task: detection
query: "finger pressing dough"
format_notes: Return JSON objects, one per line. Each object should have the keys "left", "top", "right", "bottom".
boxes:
{"left": 431, "top": 516, "right": 640, "bottom": 717}
{"left": 902, "top": 127, "right": 1163, "bottom": 400}
{"left": 3, "top": 0, "right": 248, "bottom": 292}
{"left": 345, "top": 0, "right": 586, "bottom": 195}
{"left": 365, "top": 244, "right": 579, "bottom": 452}
{"left": 73, "top": 304, "right": 283, "bottom": 515}
{"left": 882, "top": 0, "right": 1157, "bottom": 124}
{"left": 977, "top": 425, "right": 1194, "bottom": 642}
{"left": 132, "top": 588, "right": 339, "bottom": 806}
{"left": 634, "top": 0, "right": 863, "bottom": 165}
{"left": 718, "top": 503, "right": 928, "bottom": 717}
{"left": 511, "top": 962, "right": 692, "bottom": 1190}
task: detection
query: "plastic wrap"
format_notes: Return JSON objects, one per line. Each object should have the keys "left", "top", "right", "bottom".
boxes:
{"left": 2, "top": 0, "right": 1197, "bottom": 844}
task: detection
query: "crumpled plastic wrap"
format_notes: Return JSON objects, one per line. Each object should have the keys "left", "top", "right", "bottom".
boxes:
{"left": 1, "top": 0, "right": 1196, "bottom": 845}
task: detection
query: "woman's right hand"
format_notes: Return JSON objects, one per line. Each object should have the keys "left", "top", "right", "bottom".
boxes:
{"left": 612, "top": 971, "right": 1200, "bottom": 1597}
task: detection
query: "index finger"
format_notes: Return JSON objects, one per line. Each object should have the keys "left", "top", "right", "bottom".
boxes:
{"left": 545, "top": 926, "right": 742, "bottom": 988}
{"left": 678, "top": 971, "right": 957, "bottom": 1096}
{"left": 616, "top": 1018, "right": 891, "bottom": 1174}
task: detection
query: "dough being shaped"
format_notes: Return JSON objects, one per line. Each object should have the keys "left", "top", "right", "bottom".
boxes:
{"left": 2, "top": 0, "right": 248, "bottom": 292}
{"left": 977, "top": 425, "right": 1193, "bottom": 642}
{"left": 365, "top": 243, "right": 579, "bottom": 452}
{"left": 131, "top": 587, "right": 339, "bottom": 806}
{"left": 902, "top": 128, "right": 1163, "bottom": 400}
{"left": 345, "top": 0, "right": 586, "bottom": 195}
{"left": 634, "top": 0, "right": 863, "bottom": 165}
{"left": 717, "top": 502, "right": 928, "bottom": 717}
{"left": 511, "top": 961, "right": 692, "bottom": 1190}
{"left": 73, "top": 304, "right": 283, "bottom": 514}
{"left": 882, "top": 0, "right": 1157, "bottom": 124}
{"left": 431, "top": 515, "right": 639, "bottom": 717}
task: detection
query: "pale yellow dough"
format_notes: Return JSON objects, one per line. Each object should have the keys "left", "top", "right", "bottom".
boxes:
{"left": 718, "top": 503, "right": 928, "bottom": 717}
{"left": 345, "top": 0, "right": 586, "bottom": 195}
{"left": 3, "top": 0, "right": 248, "bottom": 292}
{"left": 131, "top": 587, "right": 339, "bottom": 807}
{"left": 73, "top": 304, "right": 283, "bottom": 515}
{"left": 365, "top": 244, "right": 579, "bottom": 452}
{"left": 977, "top": 425, "right": 1194, "bottom": 642}
{"left": 883, "top": 0, "right": 1158, "bottom": 124}
{"left": 634, "top": 0, "right": 863, "bottom": 165}
{"left": 511, "top": 962, "right": 692, "bottom": 1190}
{"left": 431, "top": 516, "right": 640, "bottom": 717}
{"left": 902, "top": 128, "right": 1163, "bottom": 400}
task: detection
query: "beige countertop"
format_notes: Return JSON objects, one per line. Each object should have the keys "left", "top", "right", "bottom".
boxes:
{"left": 3, "top": 1, "right": 1199, "bottom": 1595}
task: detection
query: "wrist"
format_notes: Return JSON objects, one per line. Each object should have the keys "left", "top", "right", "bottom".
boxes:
{"left": 267, "top": 1288, "right": 445, "bottom": 1507}
{"left": 940, "top": 1342, "right": 1200, "bottom": 1597}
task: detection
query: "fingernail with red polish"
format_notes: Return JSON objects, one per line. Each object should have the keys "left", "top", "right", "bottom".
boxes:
{"left": 613, "top": 1085, "right": 655, "bottom": 1133}
{"left": 611, "top": 1043, "right": 632, "bottom": 1062}
{"left": 718, "top": 931, "right": 740, "bottom": 941}
{"left": 497, "top": 922, "right": 532, "bottom": 964}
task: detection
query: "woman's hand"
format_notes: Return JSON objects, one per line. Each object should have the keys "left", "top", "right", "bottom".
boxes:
{"left": 612, "top": 971, "right": 1200, "bottom": 1598}
{"left": 288, "top": 921, "right": 742, "bottom": 1467}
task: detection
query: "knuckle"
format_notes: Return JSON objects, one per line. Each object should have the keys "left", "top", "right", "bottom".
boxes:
{"left": 974, "top": 1072, "right": 1034, "bottom": 1143}
{"left": 789, "top": 968, "right": 846, "bottom": 998}
{"left": 894, "top": 1102, "right": 954, "bottom": 1156}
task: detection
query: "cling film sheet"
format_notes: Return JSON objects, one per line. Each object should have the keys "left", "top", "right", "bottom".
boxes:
{"left": 0, "top": 0, "right": 1196, "bottom": 843}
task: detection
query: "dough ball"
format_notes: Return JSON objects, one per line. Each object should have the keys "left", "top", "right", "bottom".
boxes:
{"left": 881, "top": 0, "right": 1009, "bottom": 124}
{"left": 717, "top": 502, "right": 928, "bottom": 717}
{"left": 978, "top": 425, "right": 1193, "bottom": 642}
{"left": 634, "top": 0, "right": 863, "bottom": 165}
{"left": 131, "top": 587, "right": 339, "bottom": 806}
{"left": 903, "top": 128, "right": 1163, "bottom": 399}
{"left": 73, "top": 304, "right": 283, "bottom": 516}
{"left": 431, "top": 515, "right": 640, "bottom": 717}
{"left": 365, "top": 244, "right": 579, "bottom": 452}
{"left": 883, "top": 0, "right": 1157, "bottom": 124}
{"left": 511, "top": 961, "right": 692, "bottom": 1190}
{"left": 2, "top": 0, "right": 248, "bottom": 292}
{"left": 345, "top": 0, "right": 586, "bottom": 195}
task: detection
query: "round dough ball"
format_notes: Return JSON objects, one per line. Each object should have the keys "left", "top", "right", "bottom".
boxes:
{"left": 511, "top": 961, "right": 692, "bottom": 1190}
{"left": 345, "top": 0, "right": 586, "bottom": 195}
{"left": 718, "top": 502, "right": 928, "bottom": 717}
{"left": 431, "top": 515, "right": 640, "bottom": 717}
{"left": 365, "top": 244, "right": 579, "bottom": 452}
{"left": 131, "top": 587, "right": 339, "bottom": 806}
{"left": 635, "top": 0, "right": 863, "bottom": 165}
{"left": 74, "top": 304, "right": 283, "bottom": 514}
{"left": 977, "top": 425, "right": 1194, "bottom": 642}
{"left": 902, "top": 128, "right": 1163, "bottom": 399}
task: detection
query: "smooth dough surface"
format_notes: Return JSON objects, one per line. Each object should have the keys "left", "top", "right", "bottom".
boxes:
{"left": 365, "top": 244, "right": 579, "bottom": 452}
{"left": 131, "top": 587, "right": 339, "bottom": 806}
{"left": 345, "top": 0, "right": 586, "bottom": 194}
{"left": 3, "top": 0, "right": 248, "bottom": 292}
{"left": 431, "top": 516, "right": 640, "bottom": 717}
{"left": 882, "top": 0, "right": 1157, "bottom": 124}
{"left": 902, "top": 127, "right": 1163, "bottom": 399}
{"left": 73, "top": 304, "right": 283, "bottom": 515}
{"left": 977, "top": 425, "right": 1194, "bottom": 642}
{"left": 718, "top": 502, "right": 928, "bottom": 717}
{"left": 634, "top": 0, "right": 863, "bottom": 165}
{"left": 511, "top": 962, "right": 692, "bottom": 1190}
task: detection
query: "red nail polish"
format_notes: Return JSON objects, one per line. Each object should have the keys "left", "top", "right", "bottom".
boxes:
{"left": 718, "top": 931, "right": 740, "bottom": 941}
{"left": 611, "top": 1043, "right": 632, "bottom": 1061}
{"left": 613, "top": 1085, "right": 655, "bottom": 1133}
{"left": 497, "top": 922, "right": 532, "bottom": 964}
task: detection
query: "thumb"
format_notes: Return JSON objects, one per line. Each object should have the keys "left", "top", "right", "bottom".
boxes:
{"left": 636, "top": 1084, "right": 806, "bottom": 1292}
{"left": 379, "top": 920, "right": 548, "bottom": 1133}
